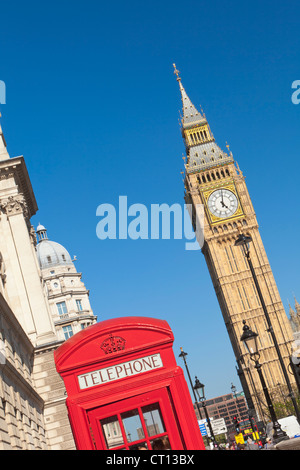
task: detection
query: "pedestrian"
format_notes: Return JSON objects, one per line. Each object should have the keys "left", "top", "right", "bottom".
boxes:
{"left": 152, "top": 437, "right": 171, "bottom": 450}
{"left": 264, "top": 437, "right": 274, "bottom": 450}
{"left": 245, "top": 436, "right": 257, "bottom": 450}
{"left": 237, "top": 443, "right": 245, "bottom": 450}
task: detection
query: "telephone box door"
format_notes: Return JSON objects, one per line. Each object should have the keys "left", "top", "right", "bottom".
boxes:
{"left": 88, "top": 388, "right": 183, "bottom": 450}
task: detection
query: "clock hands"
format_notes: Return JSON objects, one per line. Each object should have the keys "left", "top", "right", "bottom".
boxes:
{"left": 220, "top": 190, "right": 229, "bottom": 209}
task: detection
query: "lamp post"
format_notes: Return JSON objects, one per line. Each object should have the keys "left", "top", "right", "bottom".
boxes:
{"left": 231, "top": 382, "right": 241, "bottom": 419}
{"left": 194, "top": 376, "right": 219, "bottom": 449}
{"left": 232, "top": 381, "right": 258, "bottom": 442}
{"left": 235, "top": 234, "right": 300, "bottom": 425}
{"left": 231, "top": 382, "right": 240, "bottom": 418}
{"left": 178, "top": 348, "right": 203, "bottom": 421}
{"left": 240, "top": 320, "right": 288, "bottom": 444}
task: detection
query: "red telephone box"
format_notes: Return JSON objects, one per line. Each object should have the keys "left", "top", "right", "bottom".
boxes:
{"left": 54, "top": 316, "right": 205, "bottom": 450}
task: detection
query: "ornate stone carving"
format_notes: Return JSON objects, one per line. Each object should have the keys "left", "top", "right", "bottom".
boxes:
{"left": 0, "top": 195, "right": 28, "bottom": 218}
{"left": 29, "top": 225, "right": 37, "bottom": 246}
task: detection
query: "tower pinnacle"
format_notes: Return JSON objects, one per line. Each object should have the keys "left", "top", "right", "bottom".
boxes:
{"left": 173, "top": 65, "right": 206, "bottom": 129}
{"left": 173, "top": 65, "right": 231, "bottom": 172}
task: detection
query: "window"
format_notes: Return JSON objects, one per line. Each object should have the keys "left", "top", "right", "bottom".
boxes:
{"left": 101, "top": 416, "right": 124, "bottom": 449}
{"left": 122, "top": 409, "right": 144, "bottom": 442}
{"left": 229, "top": 246, "right": 239, "bottom": 271}
{"left": 76, "top": 299, "right": 83, "bottom": 311}
{"left": 251, "top": 279, "right": 261, "bottom": 306}
{"left": 56, "top": 301, "right": 67, "bottom": 316}
{"left": 242, "top": 285, "right": 251, "bottom": 309}
{"left": 143, "top": 403, "right": 166, "bottom": 437}
{"left": 99, "top": 402, "right": 169, "bottom": 450}
{"left": 62, "top": 325, "right": 73, "bottom": 340}
{"left": 237, "top": 285, "right": 246, "bottom": 310}
{"left": 224, "top": 246, "right": 234, "bottom": 273}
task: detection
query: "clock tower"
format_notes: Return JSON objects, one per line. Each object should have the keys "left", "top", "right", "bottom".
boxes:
{"left": 174, "top": 65, "right": 296, "bottom": 417}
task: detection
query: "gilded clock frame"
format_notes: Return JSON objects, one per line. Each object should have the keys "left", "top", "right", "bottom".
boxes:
{"left": 202, "top": 182, "right": 244, "bottom": 225}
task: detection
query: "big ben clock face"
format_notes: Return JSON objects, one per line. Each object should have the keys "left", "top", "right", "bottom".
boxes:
{"left": 207, "top": 189, "right": 238, "bottom": 218}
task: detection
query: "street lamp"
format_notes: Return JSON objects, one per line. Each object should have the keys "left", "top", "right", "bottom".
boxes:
{"left": 235, "top": 234, "right": 300, "bottom": 424}
{"left": 194, "top": 376, "right": 219, "bottom": 449}
{"left": 240, "top": 321, "right": 288, "bottom": 444}
{"left": 194, "top": 376, "right": 205, "bottom": 401}
{"left": 231, "top": 382, "right": 241, "bottom": 420}
{"left": 178, "top": 348, "right": 203, "bottom": 421}
{"left": 232, "top": 381, "right": 258, "bottom": 441}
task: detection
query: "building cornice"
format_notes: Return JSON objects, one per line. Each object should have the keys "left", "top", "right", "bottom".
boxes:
{"left": 0, "top": 156, "right": 38, "bottom": 218}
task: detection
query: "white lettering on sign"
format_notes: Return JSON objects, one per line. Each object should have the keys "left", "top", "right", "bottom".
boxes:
{"left": 77, "top": 353, "right": 163, "bottom": 390}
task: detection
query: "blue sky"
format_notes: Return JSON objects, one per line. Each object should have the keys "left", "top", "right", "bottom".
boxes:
{"left": 0, "top": 0, "right": 299, "bottom": 400}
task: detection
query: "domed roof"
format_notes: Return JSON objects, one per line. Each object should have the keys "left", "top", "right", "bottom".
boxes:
{"left": 36, "top": 223, "right": 46, "bottom": 232}
{"left": 36, "top": 224, "right": 73, "bottom": 270}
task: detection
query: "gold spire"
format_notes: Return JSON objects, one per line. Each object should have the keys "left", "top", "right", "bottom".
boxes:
{"left": 173, "top": 63, "right": 181, "bottom": 82}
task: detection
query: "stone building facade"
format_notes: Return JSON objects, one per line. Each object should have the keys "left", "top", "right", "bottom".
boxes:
{"left": 0, "top": 118, "right": 97, "bottom": 449}
{"left": 289, "top": 299, "right": 300, "bottom": 339}
{"left": 0, "top": 294, "right": 47, "bottom": 450}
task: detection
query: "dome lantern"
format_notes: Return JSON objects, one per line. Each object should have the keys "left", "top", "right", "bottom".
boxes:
{"left": 36, "top": 223, "right": 48, "bottom": 241}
